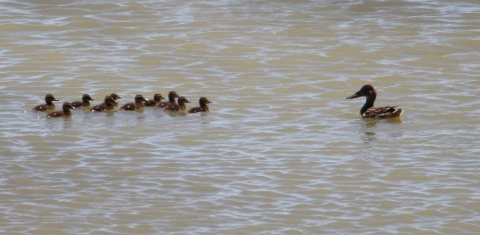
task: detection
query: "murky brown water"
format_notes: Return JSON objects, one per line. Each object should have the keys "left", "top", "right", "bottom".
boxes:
{"left": 1, "top": 0, "right": 480, "bottom": 234}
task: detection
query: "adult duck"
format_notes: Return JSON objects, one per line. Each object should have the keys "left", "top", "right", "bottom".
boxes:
{"left": 346, "top": 84, "right": 403, "bottom": 118}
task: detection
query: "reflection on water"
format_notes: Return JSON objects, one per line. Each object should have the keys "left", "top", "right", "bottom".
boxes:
{"left": 358, "top": 117, "right": 405, "bottom": 165}
{"left": 62, "top": 117, "right": 73, "bottom": 130}
{"left": 358, "top": 117, "right": 403, "bottom": 143}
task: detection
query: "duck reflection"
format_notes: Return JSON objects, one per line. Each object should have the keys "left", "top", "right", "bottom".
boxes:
{"left": 359, "top": 117, "right": 402, "bottom": 142}
{"left": 62, "top": 118, "right": 73, "bottom": 129}
{"left": 360, "top": 119, "right": 379, "bottom": 142}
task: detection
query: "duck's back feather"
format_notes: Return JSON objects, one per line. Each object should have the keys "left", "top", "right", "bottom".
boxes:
{"left": 144, "top": 100, "right": 157, "bottom": 107}
{"left": 47, "top": 110, "right": 72, "bottom": 117}
{"left": 156, "top": 101, "right": 172, "bottom": 108}
{"left": 362, "top": 106, "right": 402, "bottom": 118}
{"left": 120, "top": 103, "right": 141, "bottom": 111}
{"left": 33, "top": 104, "right": 54, "bottom": 112}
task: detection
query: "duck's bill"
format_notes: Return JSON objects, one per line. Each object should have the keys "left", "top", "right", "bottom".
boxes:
{"left": 346, "top": 92, "right": 362, "bottom": 99}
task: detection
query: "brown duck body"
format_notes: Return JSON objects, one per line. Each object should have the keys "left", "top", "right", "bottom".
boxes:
{"left": 47, "top": 102, "right": 75, "bottom": 118}
{"left": 120, "top": 94, "right": 147, "bottom": 111}
{"left": 33, "top": 94, "right": 58, "bottom": 112}
{"left": 188, "top": 97, "right": 211, "bottom": 113}
{"left": 71, "top": 94, "right": 94, "bottom": 108}
{"left": 164, "top": 96, "right": 190, "bottom": 112}
{"left": 144, "top": 94, "right": 164, "bottom": 107}
{"left": 346, "top": 84, "right": 403, "bottom": 118}
{"left": 361, "top": 106, "right": 403, "bottom": 118}
{"left": 157, "top": 91, "right": 179, "bottom": 108}
{"left": 90, "top": 96, "right": 117, "bottom": 112}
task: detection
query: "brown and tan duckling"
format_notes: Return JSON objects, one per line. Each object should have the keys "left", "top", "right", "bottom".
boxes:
{"left": 47, "top": 102, "right": 75, "bottom": 118}
{"left": 164, "top": 96, "right": 190, "bottom": 112}
{"left": 346, "top": 84, "right": 403, "bottom": 118}
{"left": 188, "top": 97, "right": 211, "bottom": 113}
{"left": 156, "top": 91, "right": 179, "bottom": 108}
{"left": 120, "top": 94, "right": 147, "bottom": 111}
{"left": 144, "top": 93, "right": 165, "bottom": 107}
{"left": 71, "top": 94, "right": 94, "bottom": 108}
{"left": 90, "top": 96, "right": 117, "bottom": 112}
{"left": 110, "top": 93, "right": 121, "bottom": 107}
{"left": 32, "top": 94, "right": 59, "bottom": 112}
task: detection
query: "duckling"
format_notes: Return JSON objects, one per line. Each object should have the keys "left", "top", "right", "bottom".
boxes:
{"left": 90, "top": 96, "right": 117, "bottom": 112}
{"left": 71, "top": 94, "right": 94, "bottom": 108}
{"left": 164, "top": 96, "right": 190, "bottom": 112}
{"left": 32, "top": 94, "right": 58, "bottom": 112}
{"left": 156, "top": 91, "right": 179, "bottom": 108}
{"left": 47, "top": 102, "right": 75, "bottom": 118}
{"left": 144, "top": 94, "right": 165, "bottom": 107}
{"left": 188, "top": 97, "right": 211, "bottom": 113}
{"left": 120, "top": 94, "right": 147, "bottom": 111}
{"left": 346, "top": 84, "right": 403, "bottom": 118}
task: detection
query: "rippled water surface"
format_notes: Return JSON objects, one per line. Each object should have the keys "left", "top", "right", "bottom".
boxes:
{"left": 1, "top": 0, "right": 480, "bottom": 234}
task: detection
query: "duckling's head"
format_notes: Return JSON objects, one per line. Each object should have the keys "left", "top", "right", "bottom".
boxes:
{"left": 178, "top": 96, "right": 190, "bottom": 104}
{"left": 46, "top": 94, "right": 59, "bottom": 103}
{"left": 82, "top": 94, "right": 94, "bottom": 102}
{"left": 153, "top": 94, "right": 165, "bottom": 101}
{"left": 110, "top": 93, "right": 121, "bottom": 100}
{"left": 62, "top": 102, "right": 75, "bottom": 110}
{"left": 168, "top": 91, "right": 179, "bottom": 101}
{"left": 134, "top": 94, "right": 147, "bottom": 103}
{"left": 199, "top": 97, "right": 211, "bottom": 106}
{"left": 104, "top": 95, "right": 117, "bottom": 105}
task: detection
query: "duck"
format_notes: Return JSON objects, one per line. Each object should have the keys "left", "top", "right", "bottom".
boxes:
{"left": 144, "top": 94, "right": 165, "bottom": 107}
{"left": 120, "top": 94, "right": 147, "bottom": 111}
{"left": 164, "top": 96, "right": 190, "bottom": 112}
{"left": 156, "top": 91, "right": 179, "bottom": 108}
{"left": 32, "top": 94, "right": 59, "bottom": 112}
{"left": 71, "top": 94, "right": 94, "bottom": 108}
{"left": 47, "top": 102, "right": 75, "bottom": 118}
{"left": 346, "top": 84, "right": 403, "bottom": 118}
{"left": 110, "top": 93, "right": 121, "bottom": 107}
{"left": 90, "top": 96, "right": 117, "bottom": 112}
{"left": 188, "top": 97, "right": 211, "bottom": 113}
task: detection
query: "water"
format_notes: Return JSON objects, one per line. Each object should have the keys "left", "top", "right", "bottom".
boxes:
{"left": 1, "top": 0, "right": 480, "bottom": 234}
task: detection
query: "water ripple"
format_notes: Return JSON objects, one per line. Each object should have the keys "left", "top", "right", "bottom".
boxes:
{"left": 1, "top": 0, "right": 480, "bottom": 234}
